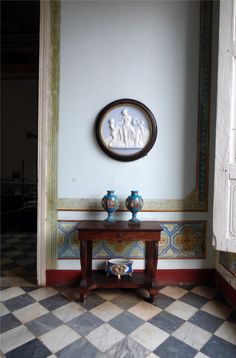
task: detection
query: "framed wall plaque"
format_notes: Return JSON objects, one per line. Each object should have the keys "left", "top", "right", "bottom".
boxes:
{"left": 95, "top": 99, "right": 158, "bottom": 161}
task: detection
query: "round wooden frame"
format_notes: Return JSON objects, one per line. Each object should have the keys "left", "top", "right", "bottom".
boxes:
{"left": 95, "top": 99, "right": 157, "bottom": 162}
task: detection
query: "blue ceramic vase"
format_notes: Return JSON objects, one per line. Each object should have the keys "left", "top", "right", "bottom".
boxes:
{"left": 101, "top": 190, "right": 119, "bottom": 222}
{"left": 125, "top": 190, "right": 143, "bottom": 223}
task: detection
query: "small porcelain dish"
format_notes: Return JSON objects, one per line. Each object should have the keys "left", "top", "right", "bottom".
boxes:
{"left": 106, "top": 258, "right": 133, "bottom": 279}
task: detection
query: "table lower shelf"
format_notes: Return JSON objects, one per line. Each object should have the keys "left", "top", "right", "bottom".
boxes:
{"left": 79, "top": 270, "right": 158, "bottom": 302}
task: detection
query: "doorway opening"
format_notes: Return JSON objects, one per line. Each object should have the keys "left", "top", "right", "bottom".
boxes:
{"left": 1, "top": 1, "right": 40, "bottom": 286}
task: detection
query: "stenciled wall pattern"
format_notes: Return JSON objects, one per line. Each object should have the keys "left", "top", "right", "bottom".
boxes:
{"left": 57, "top": 221, "right": 206, "bottom": 260}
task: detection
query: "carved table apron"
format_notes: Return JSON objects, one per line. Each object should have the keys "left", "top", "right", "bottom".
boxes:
{"left": 78, "top": 220, "right": 163, "bottom": 302}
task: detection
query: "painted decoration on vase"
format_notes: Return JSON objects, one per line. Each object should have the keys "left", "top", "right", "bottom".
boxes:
{"left": 101, "top": 190, "right": 119, "bottom": 222}
{"left": 125, "top": 190, "right": 143, "bottom": 223}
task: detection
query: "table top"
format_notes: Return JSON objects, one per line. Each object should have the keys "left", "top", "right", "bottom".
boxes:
{"left": 78, "top": 220, "right": 163, "bottom": 232}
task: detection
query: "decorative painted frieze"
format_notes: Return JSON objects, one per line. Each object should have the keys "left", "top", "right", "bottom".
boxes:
{"left": 57, "top": 221, "right": 206, "bottom": 260}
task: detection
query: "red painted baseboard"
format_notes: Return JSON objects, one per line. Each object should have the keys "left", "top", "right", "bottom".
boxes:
{"left": 215, "top": 271, "right": 236, "bottom": 309}
{"left": 46, "top": 270, "right": 81, "bottom": 286}
{"left": 46, "top": 268, "right": 215, "bottom": 287}
{"left": 157, "top": 269, "right": 215, "bottom": 286}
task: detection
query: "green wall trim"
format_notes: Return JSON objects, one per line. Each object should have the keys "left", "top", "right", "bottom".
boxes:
{"left": 46, "top": 0, "right": 60, "bottom": 268}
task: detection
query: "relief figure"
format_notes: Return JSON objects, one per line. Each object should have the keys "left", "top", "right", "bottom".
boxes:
{"left": 107, "top": 108, "right": 149, "bottom": 149}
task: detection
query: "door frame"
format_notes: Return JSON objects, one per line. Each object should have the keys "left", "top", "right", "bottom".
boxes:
{"left": 37, "top": 0, "right": 60, "bottom": 285}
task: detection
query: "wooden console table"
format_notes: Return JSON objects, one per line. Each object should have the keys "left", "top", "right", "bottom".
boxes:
{"left": 78, "top": 220, "right": 162, "bottom": 302}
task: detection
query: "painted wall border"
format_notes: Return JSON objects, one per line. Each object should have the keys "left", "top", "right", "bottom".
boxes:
{"left": 56, "top": 220, "right": 207, "bottom": 260}
{"left": 57, "top": 0, "right": 212, "bottom": 212}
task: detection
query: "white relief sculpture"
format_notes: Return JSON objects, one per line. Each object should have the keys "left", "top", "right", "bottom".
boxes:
{"left": 107, "top": 109, "right": 149, "bottom": 149}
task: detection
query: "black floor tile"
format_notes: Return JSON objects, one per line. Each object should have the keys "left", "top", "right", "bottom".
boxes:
{"left": 109, "top": 311, "right": 144, "bottom": 335}
{"left": 189, "top": 310, "right": 224, "bottom": 333}
{"left": 26, "top": 312, "right": 63, "bottom": 336}
{"left": 180, "top": 292, "right": 208, "bottom": 308}
{"left": 154, "top": 336, "right": 197, "bottom": 358}
{"left": 57, "top": 338, "right": 99, "bottom": 358}
{"left": 21, "top": 287, "right": 37, "bottom": 292}
{"left": 149, "top": 311, "right": 184, "bottom": 334}
{"left": 153, "top": 293, "right": 175, "bottom": 309}
{"left": 5, "top": 338, "right": 51, "bottom": 358}
{"left": 4, "top": 294, "right": 35, "bottom": 312}
{"left": 0, "top": 313, "right": 21, "bottom": 333}
{"left": 201, "top": 335, "right": 236, "bottom": 358}
{"left": 78, "top": 294, "right": 105, "bottom": 310}
{"left": 39, "top": 294, "right": 71, "bottom": 311}
{"left": 67, "top": 312, "right": 103, "bottom": 336}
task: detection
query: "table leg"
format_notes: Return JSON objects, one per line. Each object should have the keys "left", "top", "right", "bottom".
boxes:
{"left": 145, "top": 241, "right": 159, "bottom": 301}
{"left": 80, "top": 240, "right": 92, "bottom": 301}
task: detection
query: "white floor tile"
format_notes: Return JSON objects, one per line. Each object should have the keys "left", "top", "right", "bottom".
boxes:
{"left": 165, "top": 300, "right": 197, "bottom": 320}
{"left": 39, "top": 324, "right": 80, "bottom": 353}
{"left": 159, "top": 286, "right": 188, "bottom": 299}
{"left": 0, "top": 302, "right": 9, "bottom": 317}
{"left": 52, "top": 302, "right": 85, "bottom": 322}
{"left": 0, "top": 325, "right": 34, "bottom": 353}
{"left": 90, "top": 301, "right": 123, "bottom": 322}
{"left": 194, "top": 353, "right": 210, "bottom": 358}
{"left": 28, "top": 287, "right": 58, "bottom": 301}
{"left": 173, "top": 321, "right": 212, "bottom": 350}
{"left": 191, "top": 286, "right": 217, "bottom": 299}
{"left": 128, "top": 301, "right": 161, "bottom": 321}
{"left": 201, "top": 300, "right": 232, "bottom": 319}
{"left": 0, "top": 287, "right": 25, "bottom": 302}
{"left": 214, "top": 321, "right": 236, "bottom": 345}
{"left": 96, "top": 289, "right": 121, "bottom": 300}
{"left": 130, "top": 322, "right": 169, "bottom": 351}
{"left": 86, "top": 323, "right": 125, "bottom": 352}
{"left": 146, "top": 354, "right": 160, "bottom": 358}
{"left": 13, "top": 302, "right": 48, "bottom": 323}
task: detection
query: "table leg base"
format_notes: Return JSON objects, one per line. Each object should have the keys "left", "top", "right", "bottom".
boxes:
{"left": 79, "top": 291, "right": 88, "bottom": 303}
{"left": 148, "top": 288, "right": 158, "bottom": 303}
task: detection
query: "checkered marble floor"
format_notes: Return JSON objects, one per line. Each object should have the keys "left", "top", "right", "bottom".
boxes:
{"left": 0, "top": 285, "right": 235, "bottom": 358}
{"left": 1, "top": 233, "right": 37, "bottom": 278}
